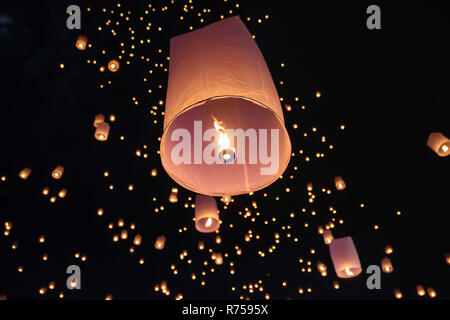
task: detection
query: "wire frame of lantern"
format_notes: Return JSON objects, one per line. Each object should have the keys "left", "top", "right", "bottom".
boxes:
{"left": 51, "top": 165, "right": 64, "bottom": 179}
{"left": 95, "top": 122, "right": 110, "bottom": 141}
{"left": 329, "top": 236, "right": 362, "bottom": 279}
{"left": 19, "top": 168, "right": 31, "bottom": 180}
{"left": 323, "top": 229, "right": 334, "bottom": 245}
{"left": 108, "top": 60, "right": 120, "bottom": 72}
{"left": 93, "top": 114, "right": 105, "bottom": 127}
{"left": 334, "top": 176, "right": 346, "bottom": 190}
{"left": 154, "top": 236, "right": 166, "bottom": 250}
{"left": 427, "top": 132, "right": 450, "bottom": 157}
{"left": 195, "top": 194, "right": 219, "bottom": 233}
{"left": 75, "top": 36, "right": 87, "bottom": 50}
{"left": 381, "top": 257, "right": 394, "bottom": 273}
{"left": 160, "top": 16, "right": 291, "bottom": 196}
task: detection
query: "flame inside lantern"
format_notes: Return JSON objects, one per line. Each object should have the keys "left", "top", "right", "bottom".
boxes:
{"left": 212, "top": 115, "right": 236, "bottom": 164}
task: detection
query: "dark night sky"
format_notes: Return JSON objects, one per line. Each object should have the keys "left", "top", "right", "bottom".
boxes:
{"left": 0, "top": 0, "right": 449, "bottom": 300}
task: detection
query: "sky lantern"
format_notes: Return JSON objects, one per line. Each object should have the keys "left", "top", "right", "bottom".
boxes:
{"left": 328, "top": 236, "right": 362, "bottom": 279}
{"left": 416, "top": 285, "right": 426, "bottom": 296}
{"left": 323, "top": 229, "right": 334, "bottom": 245}
{"left": 154, "top": 236, "right": 166, "bottom": 250}
{"left": 334, "top": 176, "right": 346, "bottom": 190}
{"left": 160, "top": 16, "right": 291, "bottom": 196}
{"left": 427, "top": 132, "right": 450, "bottom": 157}
{"left": 19, "top": 168, "right": 31, "bottom": 180}
{"left": 133, "top": 234, "right": 142, "bottom": 246}
{"left": 51, "top": 165, "right": 64, "bottom": 179}
{"left": 214, "top": 253, "right": 223, "bottom": 265}
{"left": 169, "top": 187, "right": 178, "bottom": 203}
{"left": 95, "top": 122, "right": 110, "bottom": 141}
{"left": 381, "top": 257, "right": 393, "bottom": 273}
{"left": 195, "top": 195, "right": 219, "bottom": 233}
{"left": 108, "top": 59, "right": 120, "bottom": 72}
{"left": 94, "top": 114, "right": 105, "bottom": 127}
{"left": 75, "top": 35, "right": 87, "bottom": 50}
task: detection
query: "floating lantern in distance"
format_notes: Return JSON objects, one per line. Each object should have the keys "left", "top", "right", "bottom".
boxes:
{"left": 95, "top": 122, "right": 110, "bottom": 141}
{"left": 416, "top": 285, "right": 425, "bottom": 296}
{"left": 307, "top": 183, "right": 313, "bottom": 191}
{"left": 214, "top": 253, "right": 223, "bottom": 265}
{"left": 75, "top": 35, "right": 87, "bottom": 50}
{"left": 169, "top": 192, "right": 178, "bottom": 203}
{"left": 323, "top": 229, "right": 334, "bottom": 245}
{"left": 151, "top": 169, "right": 157, "bottom": 177}
{"left": 427, "top": 132, "right": 450, "bottom": 157}
{"left": 155, "top": 236, "right": 166, "bottom": 250}
{"left": 52, "top": 165, "right": 64, "bottom": 179}
{"left": 446, "top": 253, "right": 450, "bottom": 265}
{"left": 385, "top": 245, "right": 394, "bottom": 254}
{"left": 160, "top": 16, "right": 291, "bottom": 196}
{"left": 108, "top": 59, "right": 120, "bottom": 72}
{"left": 198, "top": 241, "right": 205, "bottom": 250}
{"left": 19, "top": 168, "right": 31, "bottom": 180}
{"left": 58, "top": 188, "right": 67, "bottom": 198}
{"left": 329, "top": 236, "right": 362, "bottom": 279}
{"left": 133, "top": 234, "right": 142, "bottom": 246}
{"left": 93, "top": 114, "right": 105, "bottom": 127}
{"left": 426, "top": 287, "right": 437, "bottom": 298}
{"left": 334, "top": 176, "right": 346, "bottom": 190}
{"left": 194, "top": 195, "right": 219, "bottom": 233}
{"left": 393, "top": 289, "right": 402, "bottom": 299}
{"left": 381, "top": 257, "right": 393, "bottom": 273}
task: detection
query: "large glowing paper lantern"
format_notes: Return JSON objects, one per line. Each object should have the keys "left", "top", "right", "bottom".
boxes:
{"left": 160, "top": 16, "right": 291, "bottom": 196}
{"left": 195, "top": 195, "right": 219, "bottom": 233}
{"left": 427, "top": 132, "right": 450, "bottom": 157}
{"left": 329, "top": 236, "right": 362, "bottom": 279}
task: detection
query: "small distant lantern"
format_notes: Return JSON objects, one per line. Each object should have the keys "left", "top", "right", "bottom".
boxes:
{"left": 75, "top": 35, "right": 87, "bottom": 50}
{"left": 214, "top": 253, "right": 223, "bottom": 265}
{"left": 381, "top": 257, "right": 393, "bottom": 273}
{"left": 323, "top": 229, "right": 334, "bottom": 245}
{"left": 427, "top": 132, "right": 450, "bottom": 157}
{"left": 160, "top": 16, "right": 291, "bottom": 196}
{"left": 19, "top": 168, "right": 31, "bottom": 180}
{"left": 195, "top": 195, "right": 220, "bottom": 233}
{"left": 385, "top": 245, "right": 393, "bottom": 254}
{"left": 426, "top": 287, "right": 437, "bottom": 298}
{"left": 151, "top": 169, "right": 158, "bottom": 177}
{"left": 317, "top": 226, "right": 324, "bottom": 234}
{"left": 94, "top": 114, "right": 105, "bottom": 127}
{"left": 446, "top": 253, "right": 450, "bottom": 265}
{"left": 169, "top": 192, "right": 178, "bottom": 203}
{"left": 58, "top": 188, "right": 67, "bottom": 198}
{"left": 334, "top": 176, "right": 346, "bottom": 190}
{"left": 133, "top": 234, "right": 142, "bottom": 246}
{"left": 198, "top": 241, "right": 205, "bottom": 250}
{"left": 95, "top": 122, "right": 110, "bottom": 141}
{"left": 416, "top": 285, "right": 426, "bottom": 296}
{"left": 393, "top": 289, "right": 402, "bottom": 299}
{"left": 52, "top": 166, "right": 64, "bottom": 179}
{"left": 154, "top": 236, "right": 166, "bottom": 250}
{"left": 329, "top": 236, "right": 362, "bottom": 279}
{"left": 108, "top": 60, "right": 120, "bottom": 72}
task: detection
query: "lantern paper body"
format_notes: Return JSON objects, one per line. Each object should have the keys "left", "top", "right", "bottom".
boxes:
{"left": 329, "top": 236, "right": 362, "bottom": 279}
{"left": 195, "top": 195, "right": 219, "bottom": 233}
{"left": 334, "top": 176, "right": 346, "bottom": 190}
{"left": 94, "top": 114, "right": 105, "bottom": 127}
{"left": 76, "top": 36, "right": 87, "bottom": 50}
{"left": 154, "top": 236, "right": 166, "bottom": 250}
{"left": 95, "top": 122, "right": 110, "bottom": 141}
{"left": 52, "top": 166, "right": 64, "bottom": 179}
{"left": 427, "top": 132, "right": 450, "bottom": 157}
{"left": 160, "top": 16, "right": 291, "bottom": 196}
